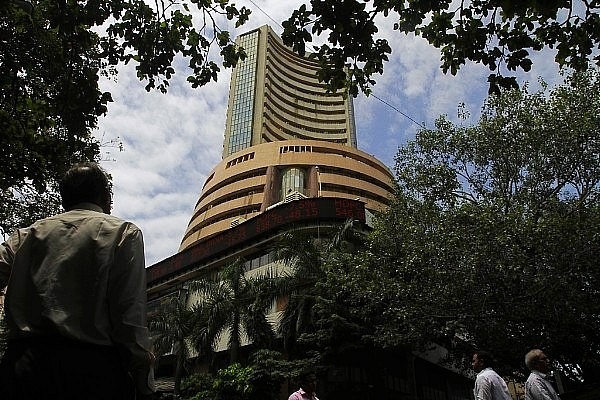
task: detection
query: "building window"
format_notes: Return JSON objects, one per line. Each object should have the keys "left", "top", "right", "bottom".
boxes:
{"left": 226, "top": 152, "right": 255, "bottom": 168}
{"left": 280, "top": 167, "right": 306, "bottom": 200}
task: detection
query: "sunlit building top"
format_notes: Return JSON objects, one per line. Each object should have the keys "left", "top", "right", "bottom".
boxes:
{"left": 222, "top": 25, "right": 357, "bottom": 158}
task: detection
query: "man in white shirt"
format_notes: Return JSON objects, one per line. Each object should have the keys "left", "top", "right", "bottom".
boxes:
{"left": 525, "top": 349, "right": 560, "bottom": 400}
{"left": 472, "top": 350, "right": 513, "bottom": 400}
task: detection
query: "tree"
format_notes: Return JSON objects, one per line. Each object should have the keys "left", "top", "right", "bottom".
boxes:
{"left": 189, "top": 258, "right": 277, "bottom": 365}
{"left": 245, "top": 349, "right": 295, "bottom": 400}
{"left": 272, "top": 223, "right": 415, "bottom": 399}
{"left": 271, "top": 228, "right": 324, "bottom": 355}
{"left": 335, "top": 68, "right": 600, "bottom": 386}
{"left": 179, "top": 371, "right": 217, "bottom": 400}
{"left": 272, "top": 221, "right": 361, "bottom": 356}
{"left": 0, "top": 187, "right": 62, "bottom": 239}
{"left": 175, "top": 365, "right": 254, "bottom": 400}
{"left": 212, "top": 363, "right": 253, "bottom": 400}
{"left": 1, "top": 0, "right": 250, "bottom": 232}
{"left": 281, "top": 0, "right": 600, "bottom": 96}
{"left": 149, "top": 289, "right": 203, "bottom": 395}
{"left": 177, "top": 351, "right": 296, "bottom": 400}
{"left": 2, "top": 1, "right": 103, "bottom": 192}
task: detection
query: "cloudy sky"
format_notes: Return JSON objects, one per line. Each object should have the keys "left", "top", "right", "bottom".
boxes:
{"left": 95, "top": 0, "right": 563, "bottom": 266}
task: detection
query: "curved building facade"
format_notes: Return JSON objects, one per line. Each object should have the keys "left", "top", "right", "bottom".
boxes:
{"left": 179, "top": 25, "right": 393, "bottom": 252}
{"left": 223, "top": 25, "right": 357, "bottom": 158}
{"left": 180, "top": 140, "right": 395, "bottom": 250}
{"left": 149, "top": 24, "right": 396, "bottom": 293}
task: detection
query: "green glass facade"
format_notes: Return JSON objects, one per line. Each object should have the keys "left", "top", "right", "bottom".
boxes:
{"left": 225, "top": 30, "right": 259, "bottom": 156}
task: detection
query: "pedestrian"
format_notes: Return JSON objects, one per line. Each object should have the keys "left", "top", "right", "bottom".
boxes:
{"left": 288, "top": 371, "right": 319, "bottom": 400}
{"left": 525, "top": 349, "right": 560, "bottom": 400}
{"left": 472, "top": 350, "right": 513, "bottom": 400}
{"left": 0, "top": 162, "right": 155, "bottom": 399}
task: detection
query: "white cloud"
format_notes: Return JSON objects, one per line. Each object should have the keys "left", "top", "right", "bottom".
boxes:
{"left": 96, "top": 60, "right": 230, "bottom": 264}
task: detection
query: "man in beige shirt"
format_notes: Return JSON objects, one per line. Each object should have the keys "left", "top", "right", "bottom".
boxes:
{"left": 0, "top": 162, "right": 154, "bottom": 399}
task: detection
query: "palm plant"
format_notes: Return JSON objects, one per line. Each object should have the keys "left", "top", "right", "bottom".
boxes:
{"left": 273, "top": 220, "right": 360, "bottom": 354}
{"left": 272, "top": 229, "right": 322, "bottom": 353}
{"left": 189, "top": 258, "right": 278, "bottom": 364}
{"left": 149, "top": 289, "right": 201, "bottom": 395}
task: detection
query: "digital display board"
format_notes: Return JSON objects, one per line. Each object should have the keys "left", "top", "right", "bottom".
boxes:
{"left": 147, "top": 197, "right": 365, "bottom": 286}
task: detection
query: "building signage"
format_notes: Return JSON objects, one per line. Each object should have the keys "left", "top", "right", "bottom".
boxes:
{"left": 147, "top": 197, "right": 365, "bottom": 286}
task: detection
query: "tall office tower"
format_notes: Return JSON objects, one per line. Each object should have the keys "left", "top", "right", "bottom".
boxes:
{"left": 222, "top": 25, "right": 357, "bottom": 158}
{"left": 147, "top": 24, "right": 395, "bottom": 295}
{"left": 177, "top": 26, "right": 394, "bottom": 250}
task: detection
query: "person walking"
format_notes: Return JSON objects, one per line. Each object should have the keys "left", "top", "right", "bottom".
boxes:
{"left": 288, "top": 372, "right": 319, "bottom": 400}
{"left": 0, "top": 162, "right": 154, "bottom": 399}
{"left": 472, "top": 350, "right": 512, "bottom": 400}
{"left": 525, "top": 349, "right": 560, "bottom": 400}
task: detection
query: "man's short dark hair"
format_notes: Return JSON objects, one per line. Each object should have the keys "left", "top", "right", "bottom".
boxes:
{"left": 474, "top": 350, "right": 496, "bottom": 368}
{"left": 59, "top": 162, "right": 110, "bottom": 211}
{"left": 298, "top": 371, "right": 317, "bottom": 386}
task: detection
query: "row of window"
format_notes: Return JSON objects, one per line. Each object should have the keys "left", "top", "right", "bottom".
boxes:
{"left": 191, "top": 187, "right": 263, "bottom": 231}
{"left": 197, "top": 168, "right": 267, "bottom": 206}
{"left": 266, "top": 32, "right": 321, "bottom": 71}
{"left": 265, "top": 80, "right": 346, "bottom": 112}
{"left": 310, "top": 146, "right": 392, "bottom": 178}
{"left": 183, "top": 205, "right": 261, "bottom": 241}
{"left": 266, "top": 62, "right": 338, "bottom": 99}
{"left": 243, "top": 251, "right": 277, "bottom": 272}
{"left": 321, "top": 183, "right": 390, "bottom": 206}
{"left": 264, "top": 86, "right": 347, "bottom": 121}
{"left": 279, "top": 145, "right": 312, "bottom": 154}
{"left": 264, "top": 106, "right": 348, "bottom": 136}
{"left": 266, "top": 55, "right": 325, "bottom": 90}
{"left": 226, "top": 152, "right": 255, "bottom": 168}
{"left": 322, "top": 165, "right": 394, "bottom": 193}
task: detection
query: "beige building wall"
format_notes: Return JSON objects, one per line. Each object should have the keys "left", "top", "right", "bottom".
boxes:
{"left": 180, "top": 140, "right": 394, "bottom": 250}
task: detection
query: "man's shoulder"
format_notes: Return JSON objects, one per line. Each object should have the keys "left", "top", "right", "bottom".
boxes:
{"left": 99, "top": 213, "right": 137, "bottom": 228}
{"left": 526, "top": 370, "right": 543, "bottom": 383}
{"left": 288, "top": 391, "right": 302, "bottom": 400}
{"left": 37, "top": 209, "right": 141, "bottom": 238}
{"left": 98, "top": 214, "right": 142, "bottom": 237}
{"left": 478, "top": 367, "right": 501, "bottom": 378}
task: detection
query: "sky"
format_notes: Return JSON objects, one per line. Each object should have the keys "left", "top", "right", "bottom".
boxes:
{"left": 95, "top": 0, "right": 564, "bottom": 266}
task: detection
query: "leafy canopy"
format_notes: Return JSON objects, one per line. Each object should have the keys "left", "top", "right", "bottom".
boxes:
{"left": 187, "top": 258, "right": 277, "bottom": 364}
{"left": 1, "top": 0, "right": 250, "bottom": 233}
{"left": 310, "top": 69, "right": 600, "bottom": 385}
{"left": 282, "top": 0, "right": 600, "bottom": 96}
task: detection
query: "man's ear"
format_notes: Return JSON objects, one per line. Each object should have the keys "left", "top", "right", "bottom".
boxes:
{"left": 100, "top": 187, "right": 112, "bottom": 214}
